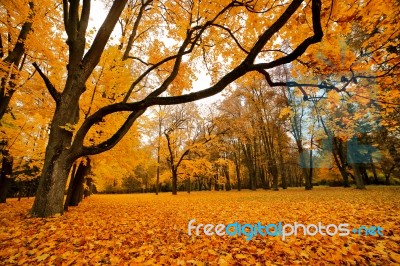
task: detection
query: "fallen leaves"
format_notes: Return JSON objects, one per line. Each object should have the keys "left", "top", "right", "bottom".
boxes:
{"left": 0, "top": 187, "right": 399, "bottom": 265}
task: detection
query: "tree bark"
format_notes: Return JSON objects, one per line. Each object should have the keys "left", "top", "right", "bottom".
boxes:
{"left": 0, "top": 151, "right": 13, "bottom": 203}
{"left": 171, "top": 169, "right": 178, "bottom": 195}
{"left": 223, "top": 164, "right": 231, "bottom": 191}
{"left": 31, "top": 0, "right": 128, "bottom": 217}
{"left": 64, "top": 162, "right": 78, "bottom": 211}
{"left": 234, "top": 146, "right": 241, "bottom": 191}
{"left": 30, "top": 0, "right": 323, "bottom": 216}
{"left": 370, "top": 159, "right": 378, "bottom": 184}
{"left": 69, "top": 157, "right": 91, "bottom": 206}
{"left": 332, "top": 137, "right": 350, "bottom": 187}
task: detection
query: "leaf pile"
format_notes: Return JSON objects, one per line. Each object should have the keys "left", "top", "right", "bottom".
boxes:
{"left": 0, "top": 187, "right": 399, "bottom": 265}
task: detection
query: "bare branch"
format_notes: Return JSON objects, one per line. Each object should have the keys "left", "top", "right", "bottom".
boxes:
{"left": 245, "top": 0, "right": 306, "bottom": 63}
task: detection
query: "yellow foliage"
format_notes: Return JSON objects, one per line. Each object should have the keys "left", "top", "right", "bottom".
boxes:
{"left": 0, "top": 188, "right": 399, "bottom": 264}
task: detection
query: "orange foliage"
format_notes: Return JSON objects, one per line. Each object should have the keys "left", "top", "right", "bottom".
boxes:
{"left": 1, "top": 188, "right": 399, "bottom": 264}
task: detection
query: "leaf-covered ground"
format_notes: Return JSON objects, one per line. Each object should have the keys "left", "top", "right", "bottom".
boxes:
{"left": 0, "top": 187, "right": 399, "bottom": 265}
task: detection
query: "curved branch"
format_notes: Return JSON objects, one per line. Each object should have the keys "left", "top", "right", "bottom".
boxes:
{"left": 71, "top": 0, "right": 323, "bottom": 158}
{"left": 250, "top": 0, "right": 323, "bottom": 69}
{"left": 245, "top": 0, "right": 307, "bottom": 63}
{"left": 80, "top": 109, "right": 145, "bottom": 156}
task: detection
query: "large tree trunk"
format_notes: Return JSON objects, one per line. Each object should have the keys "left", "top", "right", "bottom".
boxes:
{"left": 30, "top": 0, "right": 128, "bottom": 217}
{"left": 235, "top": 162, "right": 241, "bottom": 191}
{"left": 332, "top": 139, "right": 350, "bottom": 187}
{"left": 259, "top": 166, "right": 268, "bottom": 189}
{"left": 348, "top": 150, "right": 365, "bottom": 189}
{"left": 31, "top": 93, "right": 80, "bottom": 216}
{"left": 359, "top": 164, "right": 370, "bottom": 185}
{"left": 186, "top": 177, "right": 191, "bottom": 193}
{"left": 296, "top": 140, "right": 313, "bottom": 190}
{"left": 156, "top": 149, "right": 160, "bottom": 195}
{"left": 0, "top": 86, "right": 16, "bottom": 120}
{"left": 370, "top": 162, "right": 378, "bottom": 184}
{"left": 385, "top": 174, "right": 390, "bottom": 186}
{"left": 277, "top": 133, "right": 287, "bottom": 189}
{"left": 31, "top": 152, "right": 74, "bottom": 217}
{"left": 214, "top": 174, "right": 220, "bottom": 191}
{"left": 0, "top": 176, "right": 12, "bottom": 203}
{"left": 233, "top": 144, "right": 242, "bottom": 191}
{"left": 242, "top": 143, "right": 257, "bottom": 190}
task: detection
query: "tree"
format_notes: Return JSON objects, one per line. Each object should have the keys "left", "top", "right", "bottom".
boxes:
{"left": 163, "top": 104, "right": 221, "bottom": 194}
{"left": 29, "top": 0, "right": 323, "bottom": 217}
{"left": 0, "top": 0, "right": 34, "bottom": 120}
{"left": 0, "top": 1, "right": 63, "bottom": 202}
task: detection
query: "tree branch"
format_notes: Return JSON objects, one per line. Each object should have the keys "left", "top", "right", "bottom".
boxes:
{"left": 32, "top": 62, "right": 61, "bottom": 103}
{"left": 123, "top": 0, "right": 153, "bottom": 60}
{"left": 71, "top": 0, "right": 323, "bottom": 158}
{"left": 62, "top": 0, "right": 69, "bottom": 32}
{"left": 82, "top": 0, "right": 128, "bottom": 80}
{"left": 245, "top": 0, "right": 305, "bottom": 63}
{"left": 250, "top": 0, "right": 322, "bottom": 69}
{"left": 122, "top": 0, "right": 239, "bottom": 102}
{"left": 66, "top": 0, "right": 79, "bottom": 41}
{"left": 78, "top": 0, "right": 91, "bottom": 39}
{"left": 79, "top": 109, "right": 145, "bottom": 156}
{"left": 211, "top": 23, "right": 249, "bottom": 54}
{"left": 4, "top": 1, "right": 34, "bottom": 66}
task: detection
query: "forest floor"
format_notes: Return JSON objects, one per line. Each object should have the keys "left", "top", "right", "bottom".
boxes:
{"left": 0, "top": 187, "right": 399, "bottom": 265}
